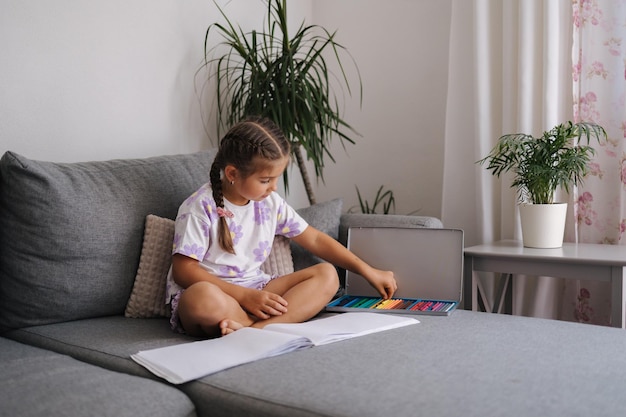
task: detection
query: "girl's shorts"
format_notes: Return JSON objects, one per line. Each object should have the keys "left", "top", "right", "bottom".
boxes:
{"left": 169, "top": 275, "right": 275, "bottom": 334}
{"left": 169, "top": 289, "right": 186, "bottom": 334}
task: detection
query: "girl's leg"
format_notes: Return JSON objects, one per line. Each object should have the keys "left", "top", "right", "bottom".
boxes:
{"left": 178, "top": 263, "right": 339, "bottom": 337}
{"left": 253, "top": 262, "right": 339, "bottom": 328}
{"left": 177, "top": 281, "right": 254, "bottom": 338}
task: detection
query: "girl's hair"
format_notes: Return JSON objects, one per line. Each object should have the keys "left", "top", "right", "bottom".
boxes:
{"left": 210, "top": 116, "right": 291, "bottom": 254}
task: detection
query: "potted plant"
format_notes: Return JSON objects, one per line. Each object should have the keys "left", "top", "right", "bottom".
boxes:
{"left": 478, "top": 121, "right": 607, "bottom": 248}
{"left": 201, "top": 0, "right": 362, "bottom": 205}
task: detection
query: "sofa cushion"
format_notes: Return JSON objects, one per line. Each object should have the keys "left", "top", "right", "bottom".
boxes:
{"left": 290, "top": 198, "right": 343, "bottom": 270}
{"left": 166, "top": 310, "right": 626, "bottom": 417}
{"left": 0, "top": 336, "right": 196, "bottom": 417}
{"left": 0, "top": 150, "right": 215, "bottom": 332}
{"left": 4, "top": 316, "right": 193, "bottom": 377}
{"left": 125, "top": 215, "right": 176, "bottom": 318}
{"left": 124, "top": 214, "right": 294, "bottom": 319}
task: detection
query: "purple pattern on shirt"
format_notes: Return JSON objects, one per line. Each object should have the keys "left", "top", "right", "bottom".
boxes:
{"left": 181, "top": 243, "right": 205, "bottom": 260}
{"left": 254, "top": 201, "right": 270, "bottom": 225}
{"left": 254, "top": 241, "right": 271, "bottom": 262}
{"left": 277, "top": 202, "right": 285, "bottom": 216}
{"left": 172, "top": 233, "right": 181, "bottom": 252}
{"left": 202, "top": 198, "right": 217, "bottom": 223}
{"left": 200, "top": 221, "right": 211, "bottom": 238}
{"left": 277, "top": 218, "right": 302, "bottom": 238}
{"left": 229, "top": 222, "right": 243, "bottom": 245}
{"left": 221, "top": 265, "right": 244, "bottom": 278}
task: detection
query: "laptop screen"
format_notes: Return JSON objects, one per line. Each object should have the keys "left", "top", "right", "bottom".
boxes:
{"left": 344, "top": 227, "right": 464, "bottom": 302}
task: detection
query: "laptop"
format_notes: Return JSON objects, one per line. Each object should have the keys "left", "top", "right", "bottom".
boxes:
{"left": 326, "top": 227, "right": 464, "bottom": 316}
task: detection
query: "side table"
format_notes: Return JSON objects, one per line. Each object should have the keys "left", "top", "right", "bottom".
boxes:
{"left": 463, "top": 240, "right": 626, "bottom": 328}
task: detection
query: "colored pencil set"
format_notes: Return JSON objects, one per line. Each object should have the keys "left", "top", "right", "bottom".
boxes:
{"left": 326, "top": 295, "right": 458, "bottom": 316}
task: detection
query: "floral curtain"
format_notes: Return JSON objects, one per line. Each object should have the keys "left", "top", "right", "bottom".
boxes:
{"left": 563, "top": 0, "right": 626, "bottom": 325}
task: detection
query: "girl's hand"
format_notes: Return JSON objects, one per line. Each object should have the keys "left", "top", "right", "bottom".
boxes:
{"left": 367, "top": 269, "right": 397, "bottom": 299}
{"left": 292, "top": 227, "right": 398, "bottom": 299}
{"left": 240, "top": 288, "right": 288, "bottom": 319}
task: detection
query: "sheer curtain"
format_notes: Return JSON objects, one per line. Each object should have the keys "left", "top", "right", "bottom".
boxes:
{"left": 442, "top": 0, "right": 574, "bottom": 317}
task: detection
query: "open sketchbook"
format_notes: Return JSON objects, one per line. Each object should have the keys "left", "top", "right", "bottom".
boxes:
{"left": 131, "top": 312, "right": 418, "bottom": 384}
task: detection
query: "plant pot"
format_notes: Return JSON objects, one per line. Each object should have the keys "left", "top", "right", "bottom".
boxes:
{"left": 519, "top": 203, "right": 568, "bottom": 248}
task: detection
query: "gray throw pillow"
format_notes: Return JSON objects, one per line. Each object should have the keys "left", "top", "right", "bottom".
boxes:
{"left": 291, "top": 198, "right": 343, "bottom": 271}
{"left": 0, "top": 150, "right": 215, "bottom": 332}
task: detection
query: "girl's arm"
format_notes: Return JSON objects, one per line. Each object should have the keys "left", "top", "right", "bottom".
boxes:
{"left": 290, "top": 226, "right": 397, "bottom": 299}
{"left": 171, "top": 254, "right": 288, "bottom": 317}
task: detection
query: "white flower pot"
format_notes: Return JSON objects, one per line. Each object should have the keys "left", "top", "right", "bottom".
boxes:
{"left": 519, "top": 203, "right": 568, "bottom": 248}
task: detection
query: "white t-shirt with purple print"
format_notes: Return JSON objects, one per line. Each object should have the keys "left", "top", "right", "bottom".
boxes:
{"left": 165, "top": 183, "right": 307, "bottom": 304}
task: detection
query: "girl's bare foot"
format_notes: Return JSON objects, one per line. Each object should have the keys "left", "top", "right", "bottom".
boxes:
{"left": 219, "top": 319, "right": 245, "bottom": 336}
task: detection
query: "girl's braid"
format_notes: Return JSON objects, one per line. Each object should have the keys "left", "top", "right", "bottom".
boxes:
{"left": 209, "top": 154, "right": 233, "bottom": 253}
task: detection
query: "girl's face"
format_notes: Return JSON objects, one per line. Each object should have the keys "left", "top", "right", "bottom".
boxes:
{"left": 225, "top": 156, "right": 289, "bottom": 205}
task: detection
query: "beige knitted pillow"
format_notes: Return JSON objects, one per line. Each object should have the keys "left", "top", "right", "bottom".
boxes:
{"left": 260, "top": 235, "right": 295, "bottom": 277}
{"left": 124, "top": 214, "right": 295, "bottom": 318}
{"left": 125, "top": 215, "right": 175, "bottom": 318}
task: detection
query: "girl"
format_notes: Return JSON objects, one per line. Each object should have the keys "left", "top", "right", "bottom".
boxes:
{"left": 166, "top": 116, "right": 397, "bottom": 337}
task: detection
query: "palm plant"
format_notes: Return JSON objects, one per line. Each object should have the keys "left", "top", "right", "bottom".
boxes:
{"left": 202, "top": 0, "right": 362, "bottom": 205}
{"left": 478, "top": 121, "right": 607, "bottom": 204}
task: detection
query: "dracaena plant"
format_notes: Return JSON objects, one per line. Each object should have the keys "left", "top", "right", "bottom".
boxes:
{"left": 201, "top": 0, "right": 362, "bottom": 205}
{"left": 355, "top": 185, "right": 396, "bottom": 215}
{"left": 478, "top": 121, "right": 607, "bottom": 204}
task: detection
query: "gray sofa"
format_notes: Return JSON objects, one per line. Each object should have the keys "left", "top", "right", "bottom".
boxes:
{"left": 0, "top": 150, "right": 442, "bottom": 417}
{"left": 3, "top": 150, "right": 626, "bottom": 416}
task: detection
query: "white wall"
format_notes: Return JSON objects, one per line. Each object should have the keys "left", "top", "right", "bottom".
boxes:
{"left": 0, "top": 0, "right": 274, "bottom": 161}
{"left": 1, "top": 0, "right": 452, "bottom": 216}
{"left": 310, "top": 0, "right": 451, "bottom": 216}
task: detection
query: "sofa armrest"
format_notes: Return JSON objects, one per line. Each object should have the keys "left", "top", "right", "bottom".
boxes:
{"left": 338, "top": 213, "right": 443, "bottom": 247}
